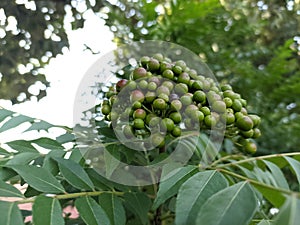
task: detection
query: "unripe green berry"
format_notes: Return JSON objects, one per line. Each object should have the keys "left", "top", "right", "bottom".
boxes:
{"left": 252, "top": 128, "right": 261, "bottom": 138}
{"left": 223, "top": 97, "right": 233, "bottom": 107}
{"left": 153, "top": 98, "right": 167, "bottom": 110}
{"left": 137, "top": 80, "right": 148, "bottom": 90}
{"left": 211, "top": 100, "right": 226, "bottom": 113}
{"left": 177, "top": 72, "right": 190, "bottom": 85}
{"left": 192, "top": 80, "right": 203, "bottom": 91}
{"left": 170, "top": 100, "right": 182, "bottom": 111}
{"left": 236, "top": 116, "right": 254, "bottom": 131}
{"left": 174, "top": 83, "right": 189, "bottom": 96}
{"left": 180, "top": 94, "right": 193, "bottom": 106}
{"left": 232, "top": 99, "right": 243, "bottom": 112}
{"left": 169, "top": 112, "right": 182, "bottom": 124}
{"left": 156, "top": 85, "right": 170, "bottom": 96}
{"left": 145, "top": 91, "right": 156, "bottom": 103}
{"left": 160, "top": 118, "right": 175, "bottom": 133}
{"left": 151, "top": 133, "right": 165, "bottom": 148}
{"left": 133, "top": 118, "right": 145, "bottom": 129}
{"left": 172, "top": 65, "right": 182, "bottom": 74}
{"left": 162, "top": 69, "right": 174, "bottom": 80}
{"left": 193, "top": 90, "right": 206, "bottom": 104}
{"left": 204, "top": 115, "right": 217, "bottom": 127}
{"left": 162, "top": 81, "right": 174, "bottom": 92}
{"left": 148, "top": 58, "right": 160, "bottom": 71}
{"left": 123, "top": 125, "right": 134, "bottom": 138}
{"left": 148, "top": 81, "right": 157, "bottom": 91}
{"left": 200, "top": 106, "right": 211, "bottom": 116}
{"left": 221, "top": 84, "right": 232, "bottom": 92}
{"left": 172, "top": 126, "right": 181, "bottom": 137}
{"left": 101, "top": 105, "right": 111, "bottom": 115}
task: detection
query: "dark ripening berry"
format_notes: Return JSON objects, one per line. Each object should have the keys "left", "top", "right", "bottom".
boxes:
{"left": 116, "top": 79, "right": 128, "bottom": 92}
{"left": 133, "top": 109, "right": 146, "bottom": 120}
{"left": 133, "top": 67, "right": 147, "bottom": 80}
{"left": 130, "top": 90, "right": 144, "bottom": 103}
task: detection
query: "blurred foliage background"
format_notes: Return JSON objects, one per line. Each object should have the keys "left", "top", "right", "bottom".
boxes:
{"left": 0, "top": 0, "right": 299, "bottom": 153}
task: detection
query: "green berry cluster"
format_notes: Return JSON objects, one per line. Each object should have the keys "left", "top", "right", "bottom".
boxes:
{"left": 101, "top": 53, "right": 261, "bottom": 153}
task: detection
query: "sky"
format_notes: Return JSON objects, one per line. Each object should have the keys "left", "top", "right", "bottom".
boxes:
{"left": 0, "top": 11, "right": 116, "bottom": 127}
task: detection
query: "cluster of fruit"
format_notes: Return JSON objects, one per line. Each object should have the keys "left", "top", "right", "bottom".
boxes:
{"left": 101, "top": 54, "right": 261, "bottom": 153}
